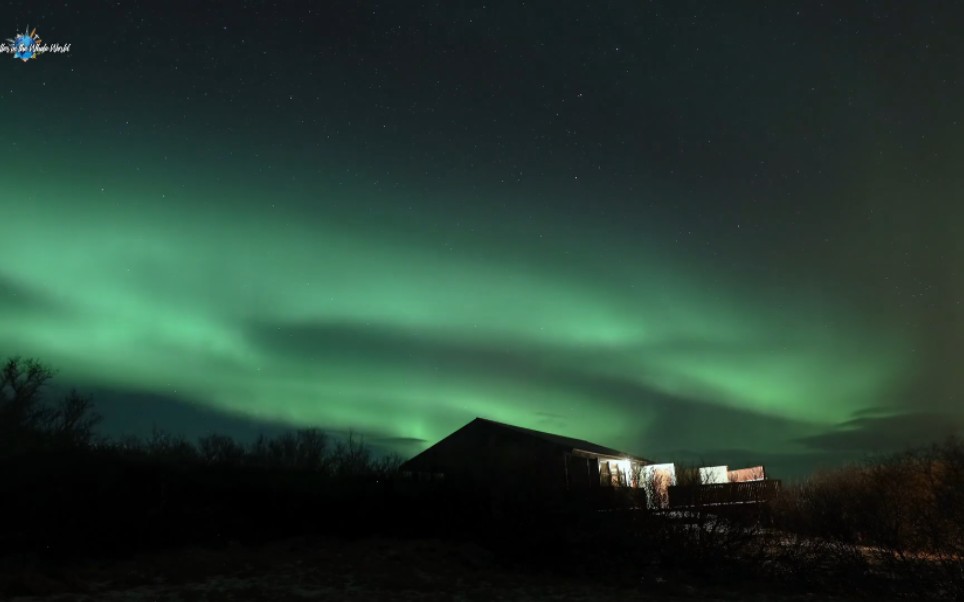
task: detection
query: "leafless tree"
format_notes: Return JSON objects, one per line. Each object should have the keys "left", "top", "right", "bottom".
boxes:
{"left": 372, "top": 452, "right": 404, "bottom": 476}
{"left": 248, "top": 428, "right": 331, "bottom": 471}
{"left": 198, "top": 433, "right": 246, "bottom": 466}
{"left": 294, "top": 428, "right": 330, "bottom": 472}
{"left": 145, "top": 426, "right": 198, "bottom": 461}
{"left": 333, "top": 430, "right": 371, "bottom": 477}
{"left": 0, "top": 357, "right": 101, "bottom": 452}
{"left": 45, "top": 389, "right": 102, "bottom": 447}
{"left": 0, "top": 356, "right": 56, "bottom": 435}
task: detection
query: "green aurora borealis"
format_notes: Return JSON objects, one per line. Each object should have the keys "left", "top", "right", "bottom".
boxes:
{"left": 1, "top": 2, "right": 962, "bottom": 475}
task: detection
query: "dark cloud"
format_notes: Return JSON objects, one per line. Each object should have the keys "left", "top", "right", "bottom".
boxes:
{"left": 243, "top": 319, "right": 745, "bottom": 418}
{"left": 0, "top": 271, "right": 60, "bottom": 314}
{"left": 245, "top": 319, "right": 544, "bottom": 380}
{"left": 79, "top": 386, "right": 295, "bottom": 443}
{"left": 368, "top": 436, "right": 428, "bottom": 456}
{"left": 72, "top": 385, "right": 429, "bottom": 459}
{"left": 372, "top": 436, "right": 427, "bottom": 446}
{"left": 796, "top": 412, "right": 964, "bottom": 454}
{"left": 245, "top": 318, "right": 819, "bottom": 459}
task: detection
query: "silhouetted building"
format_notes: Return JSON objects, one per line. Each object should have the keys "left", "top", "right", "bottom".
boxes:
{"left": 401, "top": 417, "right": 651, "bottom": 493}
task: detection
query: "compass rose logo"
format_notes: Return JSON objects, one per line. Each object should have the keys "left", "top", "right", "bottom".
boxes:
{"left": 7, "top": 26, "right": 41, "bottom": 61}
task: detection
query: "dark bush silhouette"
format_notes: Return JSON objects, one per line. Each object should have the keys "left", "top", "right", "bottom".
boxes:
{"left": 0, "top": 357, "right": 102, "bottom": 454}
{"left": 0, "top": 356, "right": 409, "bottom": 567}
{"left": 197, "top": 432, "right": 247, "bottom": 466}
{"left": 249, "top": 428, "right": 331, "bottom": 471}
{"left": 765, "top": 438, "right": 964, "bottom": 597}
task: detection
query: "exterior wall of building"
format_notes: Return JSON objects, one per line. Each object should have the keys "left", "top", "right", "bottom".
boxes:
{"left": 565, "top": 453, "right": 595, "bottom": 488}
{"left": 402, "top": 421, "right": 569, "bottom": 492}
{"left": 402, "top": 420, "right": 650, "bottom": 510}
{"left": 641, "top": 463, "right": 677, "bottom": 508}
{"left": 699, "top": 465, "right": 729, "bottom": 484}
{"left": 727, "top": 465, "right": 766, "bottom": 482}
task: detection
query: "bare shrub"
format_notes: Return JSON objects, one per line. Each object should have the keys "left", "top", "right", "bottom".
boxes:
{"left": 767, "top": 441, "right": 964, "bottom": 598}
{"left": 333, "top": 431, "right": 371, "bottom": 477}
{"left": 198, "top": 433, "right": 246, "bottom": 466}
{"left": 248, "top": 428, "right": 331, "bottom": 472}
{"left": 145, "top": 427, "right": 198, "bottom": 462}
{"left": 372, "top": 452, "right": 404, "bottom": 477}
{"left": 0, "top": 357, "right": 101, "bottom": 453}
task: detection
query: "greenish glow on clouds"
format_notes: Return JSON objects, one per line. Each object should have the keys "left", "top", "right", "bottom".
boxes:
{"left": 1, "top": 147, "right": 912, "bottom": 458}
{"left": 1, "top": 2, "right": 959, "bottom": 482}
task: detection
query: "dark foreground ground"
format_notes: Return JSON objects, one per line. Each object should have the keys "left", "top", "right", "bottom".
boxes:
{"left": 2, "top": 537, "right": 865, "bottom": 602}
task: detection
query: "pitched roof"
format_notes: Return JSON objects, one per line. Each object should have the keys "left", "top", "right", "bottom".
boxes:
{"left": 469, "top": 417, "right": 650, "bottom": 462}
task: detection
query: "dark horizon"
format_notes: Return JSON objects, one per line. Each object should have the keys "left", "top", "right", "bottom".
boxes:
{"left": 2, "top": 1, "right": 961, "bottom": 480}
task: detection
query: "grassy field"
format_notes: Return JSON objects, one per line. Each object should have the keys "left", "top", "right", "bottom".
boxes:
{"left": 3, "top": 536, "right": 866, "bottom": 602}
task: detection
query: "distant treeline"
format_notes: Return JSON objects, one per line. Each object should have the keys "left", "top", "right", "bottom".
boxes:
{"left": 0, "top": 356, "right": 420, "bottom": 560}
{"left": 0, "top": 356, "right": 400, "bottom": 474}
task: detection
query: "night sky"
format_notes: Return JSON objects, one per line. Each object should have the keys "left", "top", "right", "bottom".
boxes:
{"left": 2, "top": 2, "right": 961, "bottom": 477}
